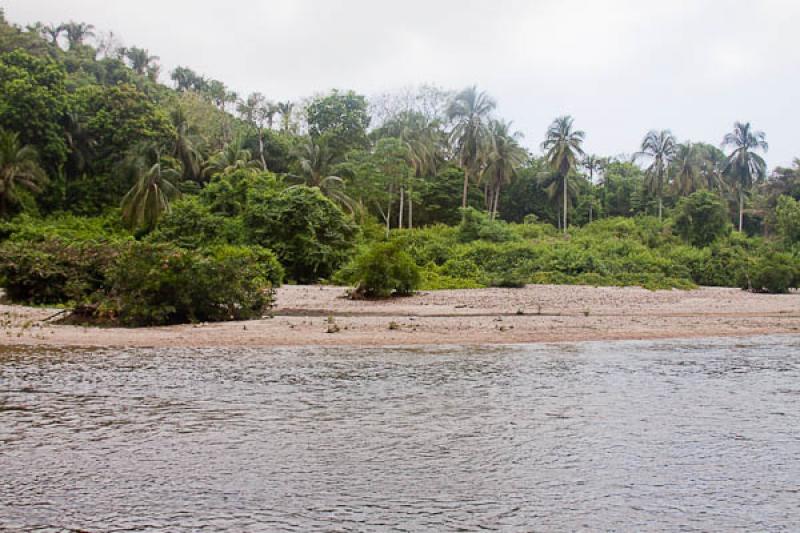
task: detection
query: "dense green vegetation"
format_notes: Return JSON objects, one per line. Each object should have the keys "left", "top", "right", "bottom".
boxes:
{"left": 0, "top": 10, "right": 798, "bottom": 325}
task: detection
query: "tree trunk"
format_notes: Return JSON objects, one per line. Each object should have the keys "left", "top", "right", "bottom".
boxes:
{"left": 658, "top": 196, "right": 663, "bottom": 222}
{"left": 739, "top": 191, "right": 744, "bottom": 232}
{"left": 257, "top": 128, "right": 267, "bottom": 170}
{"left": 589, "top": 201, "right": 593, "bottom": 224}
{"left": 408, "top": 185, "right": 413, "bottom": 230}
{"left": 398, "top": 186, "right": 404, "bottom": 229}
{"left": 492, "top": 184, "right": 501, "bottom": 220}
{"left": 461, "top": 169, "right": 469, "bottom": 209}
{"left": 562, "top": 174, "right": 568, "bottom": 233}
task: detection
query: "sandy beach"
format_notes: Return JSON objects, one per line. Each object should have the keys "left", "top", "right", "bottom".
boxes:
{"left": 1, "top": 284, "right": 799, "bottom": 348}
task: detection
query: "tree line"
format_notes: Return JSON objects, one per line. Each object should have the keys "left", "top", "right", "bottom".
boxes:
{"left": 0, "top": 10, "right": 796, "bottom": 236}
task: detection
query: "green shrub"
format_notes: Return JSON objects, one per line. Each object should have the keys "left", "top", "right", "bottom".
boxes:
{"left": 0, "top": 237, "right": 122, "bottom": 304}
{"left": 743, "top": 252, "right": 799, "bottom": 294}
{"left": 674, "top": 191, "right": 731, "bottom": 246}
{"left": 776, "top": 195, "right": 800, "bottom": 246}
{"left": 0, "top": 212, "right": 126, "bottom": 243}
{"left": 457, "top": 207, "right": 516, "bottom": 243}
{"left": 149, "top": 196, "right": 244, "bottom": 248}
{"left": 338, "top": 241, "right": 421, "bottom": 298}
{"left": 418, "top": 266, "right": 483, "bottom": 290}
{"left": 105, "top": 242, "right": 282, "bottom": 326}
{"left": 244, "top": 186, "right": 357, "bottom": 282}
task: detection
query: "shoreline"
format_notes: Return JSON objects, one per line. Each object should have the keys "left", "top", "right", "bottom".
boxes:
{"left": 2, "top": 284, "right": 799, "bottom": 349}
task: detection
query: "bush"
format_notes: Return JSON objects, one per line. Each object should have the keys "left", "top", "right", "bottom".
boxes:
{"left": 0, "top": 212, "right": 126, "bottom": 243}
{"left": 743, "top": 252, "right": 799, "bottom": 294}
{"left": 105, "top": 242, "right": 282, "bottom": 326}
{"left": 674, "top": 191, "right": 731, "bottom": 246}
{"left": 338, "top": 241, "right": 421, "bottom": 298}
{"left": 776, "top": 195, "right": 800, "bottom": 245}
{"left": 244, "top": 186, "right": 357, "bottom": 282}
{"left": 457, "top": 207, "right": 516, "bottom": 243}
{"left": 0, "top": 237, "right": 121, "bottom": 304}
{"left": 149, "top": 196, "right": 244, "bottom": 248}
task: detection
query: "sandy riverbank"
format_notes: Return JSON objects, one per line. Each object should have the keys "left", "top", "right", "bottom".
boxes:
{"left": 2, "top": 284, "right": 799, "bottom": 348}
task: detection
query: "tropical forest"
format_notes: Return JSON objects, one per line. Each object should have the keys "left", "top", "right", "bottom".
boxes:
{"left": 1, "top": 10, "right": 799, "bottom": 326}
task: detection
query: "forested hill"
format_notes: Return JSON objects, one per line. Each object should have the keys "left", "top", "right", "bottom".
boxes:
{"left": 0, "top": 10, "right": 799, "bottom": 326}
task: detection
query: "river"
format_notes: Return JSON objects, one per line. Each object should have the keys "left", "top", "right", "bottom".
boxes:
{"left": 2, "top": 336, "right": 800, "bottom": 531}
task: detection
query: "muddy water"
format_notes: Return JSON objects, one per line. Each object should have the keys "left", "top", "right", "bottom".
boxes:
{"left": 2, "top": 336, "right": 800, "bottom": 531}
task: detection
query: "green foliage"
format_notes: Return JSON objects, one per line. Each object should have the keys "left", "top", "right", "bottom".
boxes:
{"left": 674, "top": 190, "right": 730, "bottom": 246}
{"left": 776, "top": 195, "right": 800, "bottom": 245}
{"left": 0, "top": 212, "right": 126, "bottom": 243}
{"left": 148, "top": 195, "right": 242, "bottom": 248}
{"left": 244, "top": 185, "right": 357, "bottom": 282}
{"left": 0, "top": 50, "right": 68, "bottom": 170}
{"left": 73, "top": 83, "right": 175, "bottom": 175}
{"left": 201, "top": 168, "right": 280, "bottom": 216}
{"left": 743, "top": 252, "right": 799, "bottom": 294}
{"left": 106, "top": 242, "right": 282, "bottom": 326}
{"left": 0, "top": 237, "right": 121, "bottom": 304}
{"left": 306, "top": 89, "right": 370, "bottom": 157}
{"left": 457, "top": 207, "right": 515, "bottom": 243}
{"left": 336, "top": 241, "right": 421, "bottom": 298}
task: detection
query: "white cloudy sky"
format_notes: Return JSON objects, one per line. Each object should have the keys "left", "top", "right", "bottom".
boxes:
{"left": 4, "top": 0, "right": 799, "bottom": 166}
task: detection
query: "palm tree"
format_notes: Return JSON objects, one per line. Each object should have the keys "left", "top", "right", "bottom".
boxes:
{"left": 121, "top": 155, "right": 181, "bottom": 231}
{"left": 59, "top": 21, "right": 94, "bottom": 49}
{"left": 538, "top": 170, "right": 580, "bottom": 231}
{"left": 170, "top": 107, "right": 202, "bottom": 182}
{"left": 695, "top": 143, "right": 727, "bottom": 193}
{"left": 63, "top": 111, "right": 96, "bottom": 179}
{"left": 397, "top": 113, "right": 443, "bottom": 228}
{"left": 722, "top": 121, "right": 768, "bottom": 232}
{"left": 446, "top": 86, "right": 496, "bottom": 209}
{"left": 541, "top": 116, "right": 585, "bottom": 233}
{"left": 671, "top": 142, "right": 702, "bottom": 197}
{"left": 294, "top": 138, "right": 354, "bottom": 212}
{"left": 171, "top": 66, "right": 205, "bottom": 92}
{"left": 237, "top": 93, "right": 272, "bottom": 170}
{"left": 0, "top": 130, "right": 48, "bottom": 217}
{"left": 483, "top": 119, "right": 527, "bottom": 220}
{"left": 636, "top": 129, "right": 676, "bottom": 221}
{"left": 277, "top": 101, "right": 294, "bottom": 132}
{"left": 203, "top": 137, "right": 260, "bottom": 179}
{"left": 582, "top": 154, "right": 606, "bottom": 222}
{"left": 124, "top": 47, "right": 160, "bottom": 78}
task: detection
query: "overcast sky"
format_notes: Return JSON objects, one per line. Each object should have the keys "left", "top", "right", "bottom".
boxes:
{"left": 5, "top": 0, "right": 799, "bottom": 167}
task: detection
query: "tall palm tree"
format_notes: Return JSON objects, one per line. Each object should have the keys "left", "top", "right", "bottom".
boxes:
{"left": 722, "top": 121, "right": 768, "bottom": 232}
{"left": 538, "top": 170, "right": 580, "bottom": 231}
{"left": 582, "top": 154, "right": 606, "bottom": 222}
{"left": 277, "top": 101, "right": 294, "bottom": 132}
{"left": 294, "top": 138, "right": 354, "bottom": 212}
{"left": 237, "top": 93, "right": 272, "bottom": 170}
{"left": 170, "top": 107, "right": 202, "bottom": 182}
{"left": 397, "top": 113, "right": 443, "bottom": 228}
{"left": 121, "top": 156, "right": 181, "bottom": 231}
{"left": 0, "top": 130, "right": 48, "bottom": 217}
{"left": 636, "top": 129, "right": 676, "bottom": 221}
{"left": 483, "top": 119, "right": 527, "bottom": 220}
{"left": 446, "top": 86, "right": 496, "bottom": 209}
{"left": 541, "top": 116, "right": 585, "bottom": 233}
{"left": 59, "top": 21, "right": 94, "bottom": 49}
{"left": 124, "top": 47, "right": 160, "bottom": 78}
{"left": 671, "top": 142, "right": 702, "bottom": 197}
{"left": 695, "top": 143, "right": 727, "bottom": 193}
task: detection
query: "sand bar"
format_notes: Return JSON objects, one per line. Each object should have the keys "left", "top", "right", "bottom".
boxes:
{"left": 1, "top": 284, "right": 799, "bottom": 348}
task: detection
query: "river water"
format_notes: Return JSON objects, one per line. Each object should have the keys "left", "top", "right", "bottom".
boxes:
{"left": 2, "top": 336, "right": 800, "bottom": 531}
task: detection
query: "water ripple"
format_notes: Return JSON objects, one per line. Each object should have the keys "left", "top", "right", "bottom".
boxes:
{"left": 1, "top": 336, "right": 799, "bottom": 531}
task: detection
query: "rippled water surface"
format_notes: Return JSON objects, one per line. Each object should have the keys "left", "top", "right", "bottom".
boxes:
{"left": 2, "top": 336, "right": 800, "bottom": 531}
